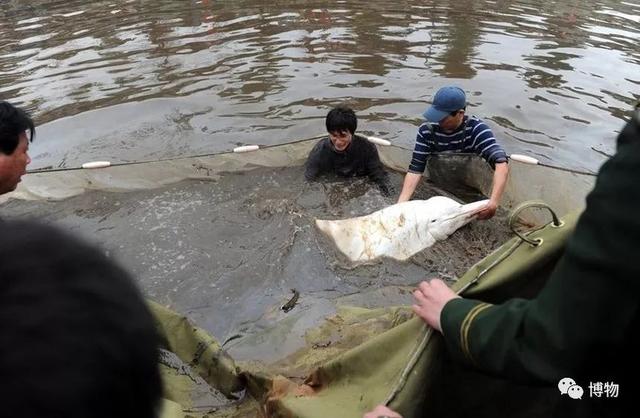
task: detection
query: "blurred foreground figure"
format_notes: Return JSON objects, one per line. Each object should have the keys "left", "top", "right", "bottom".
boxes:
{"left": 0, "top": 221, "right": 162, "bottom": 418}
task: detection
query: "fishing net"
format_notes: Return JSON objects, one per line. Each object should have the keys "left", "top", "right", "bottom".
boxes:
{"left": 1, "top": 140, "right": 585, "bottom": 417}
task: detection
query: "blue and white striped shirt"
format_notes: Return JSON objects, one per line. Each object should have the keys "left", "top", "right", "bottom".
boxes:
{"left": 408, "top": 115, "right": 508, "bottom": 173}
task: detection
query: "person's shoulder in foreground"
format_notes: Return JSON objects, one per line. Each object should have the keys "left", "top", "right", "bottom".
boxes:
{"left": 0, "top": 101, "right": 34, "bottom": 196}
{"left": 0, "top": 220, "right": 162, "bottom": 418}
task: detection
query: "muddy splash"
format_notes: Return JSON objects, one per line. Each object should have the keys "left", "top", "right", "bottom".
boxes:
{"left": 1, "top": 166, "right": 512, "bottom": 365}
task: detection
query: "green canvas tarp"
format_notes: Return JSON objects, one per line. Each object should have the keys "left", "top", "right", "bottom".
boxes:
{"left": 151, "top": 208, "right": 579, "bottom": 418}
{"left": 3, "top": 136, "right": 593, "bottom": 417}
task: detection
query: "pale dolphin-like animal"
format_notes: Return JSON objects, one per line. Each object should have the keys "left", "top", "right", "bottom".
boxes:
{"left": 315, "top": 196, "right": 489, "bottom": 263}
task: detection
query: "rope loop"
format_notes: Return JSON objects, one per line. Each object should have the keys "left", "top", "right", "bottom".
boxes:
{"left": 508, "top": 200, "right": 561, "bottom": 246}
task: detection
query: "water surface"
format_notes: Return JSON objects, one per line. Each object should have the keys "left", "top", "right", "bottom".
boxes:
{"left": 1, "top": 0, "right": 638, "bottom": 172}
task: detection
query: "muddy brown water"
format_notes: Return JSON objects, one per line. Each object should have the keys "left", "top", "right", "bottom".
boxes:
{"left": 2, "top": 167, "right": 511, "bottom": 364}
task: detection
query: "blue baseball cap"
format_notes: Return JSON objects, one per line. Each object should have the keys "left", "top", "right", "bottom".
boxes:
{"left": 423, "top": 86, "right": 467, "bottom": 122}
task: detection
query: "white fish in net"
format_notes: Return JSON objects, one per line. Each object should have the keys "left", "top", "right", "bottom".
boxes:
{"left": 316, "top": 196, "right": 489, "bottom": 262}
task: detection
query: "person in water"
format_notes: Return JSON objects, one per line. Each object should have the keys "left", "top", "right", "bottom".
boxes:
{"left": 305, "top": 106, "right": 391, "bottom": 195}
{"left": 0, "top": 101, "right": 34, "bottom": 196}
{"left": 397, "top": 86, "right": 509, "bottom": 219}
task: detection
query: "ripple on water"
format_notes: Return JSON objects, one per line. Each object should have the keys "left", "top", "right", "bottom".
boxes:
{"left": 0, "top": 0, "right": 638, "bottom": 173}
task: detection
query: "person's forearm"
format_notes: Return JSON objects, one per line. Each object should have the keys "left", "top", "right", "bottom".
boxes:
{"left": 489, "top": 163, "right": 509, "bottom": 204}
{"left": 398, "top": 172, "right": 422, "bottom": 202}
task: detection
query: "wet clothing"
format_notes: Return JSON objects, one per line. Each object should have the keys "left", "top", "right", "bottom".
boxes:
{"left": 408, "top": 115, "right": 508, "bottom": 173}
{"left": 440, "top": 115, "right": 640, "bottom": 417}
{"left": 304, "top": 135, "right": 390, "bottom": 194}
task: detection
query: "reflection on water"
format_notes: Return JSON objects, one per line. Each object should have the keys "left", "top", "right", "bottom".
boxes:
{"left": 1, "top": 0, "right": 638, "bottom": 172}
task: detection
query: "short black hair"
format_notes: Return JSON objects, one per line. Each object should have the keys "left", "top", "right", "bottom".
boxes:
{"left": 0, "top": 221, "right": 162, "bottom": 418}
{"left": 326, "top": 106, "right": 357, "bottom": 135}
{"left": 0, "top": 101, "right": 35, "bottom": 155}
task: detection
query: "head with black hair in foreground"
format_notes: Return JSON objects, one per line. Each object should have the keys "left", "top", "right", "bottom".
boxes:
{"left": 0, "top": 221, "right": 162, "bottom": 418}
{"left": 0, "top": 101, "right": 34, "bottom": 195}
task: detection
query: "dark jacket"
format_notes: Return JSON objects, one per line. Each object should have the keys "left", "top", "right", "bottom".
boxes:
{"left": 441, "top": 115, "right": 640, "bottom": 417}
{"left": 304, "top": 135, "right": 390, "bottom": 194}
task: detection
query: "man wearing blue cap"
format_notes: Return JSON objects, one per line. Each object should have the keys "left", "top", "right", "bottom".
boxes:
{"left": 397, "top": 86, "right": 509, "bottom": 220}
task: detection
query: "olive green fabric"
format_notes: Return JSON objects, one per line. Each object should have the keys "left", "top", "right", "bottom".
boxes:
{"left": 148, "top": 301, "right": 244, "bottom": 418}
{"left": 274, "top": 211, "right": 578, "bottom": 418}
{"left": 150, "top": 210, "right": 578, "bottom": 418}
{"left": 455, "top": 210, "right": 580, "bottom": 301}
{"left": 149, "top": 301, "right": 242, "bottom": 397}
{"left": 158, "top": 399, "right": 185, "bottom": 418}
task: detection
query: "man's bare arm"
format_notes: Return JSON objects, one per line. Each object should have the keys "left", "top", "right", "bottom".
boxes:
{"left": 397, "top": 172, "right": 422, "bottom": 203}
{"left": 477, "top": 162, "right": 509, "bottom": 220}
